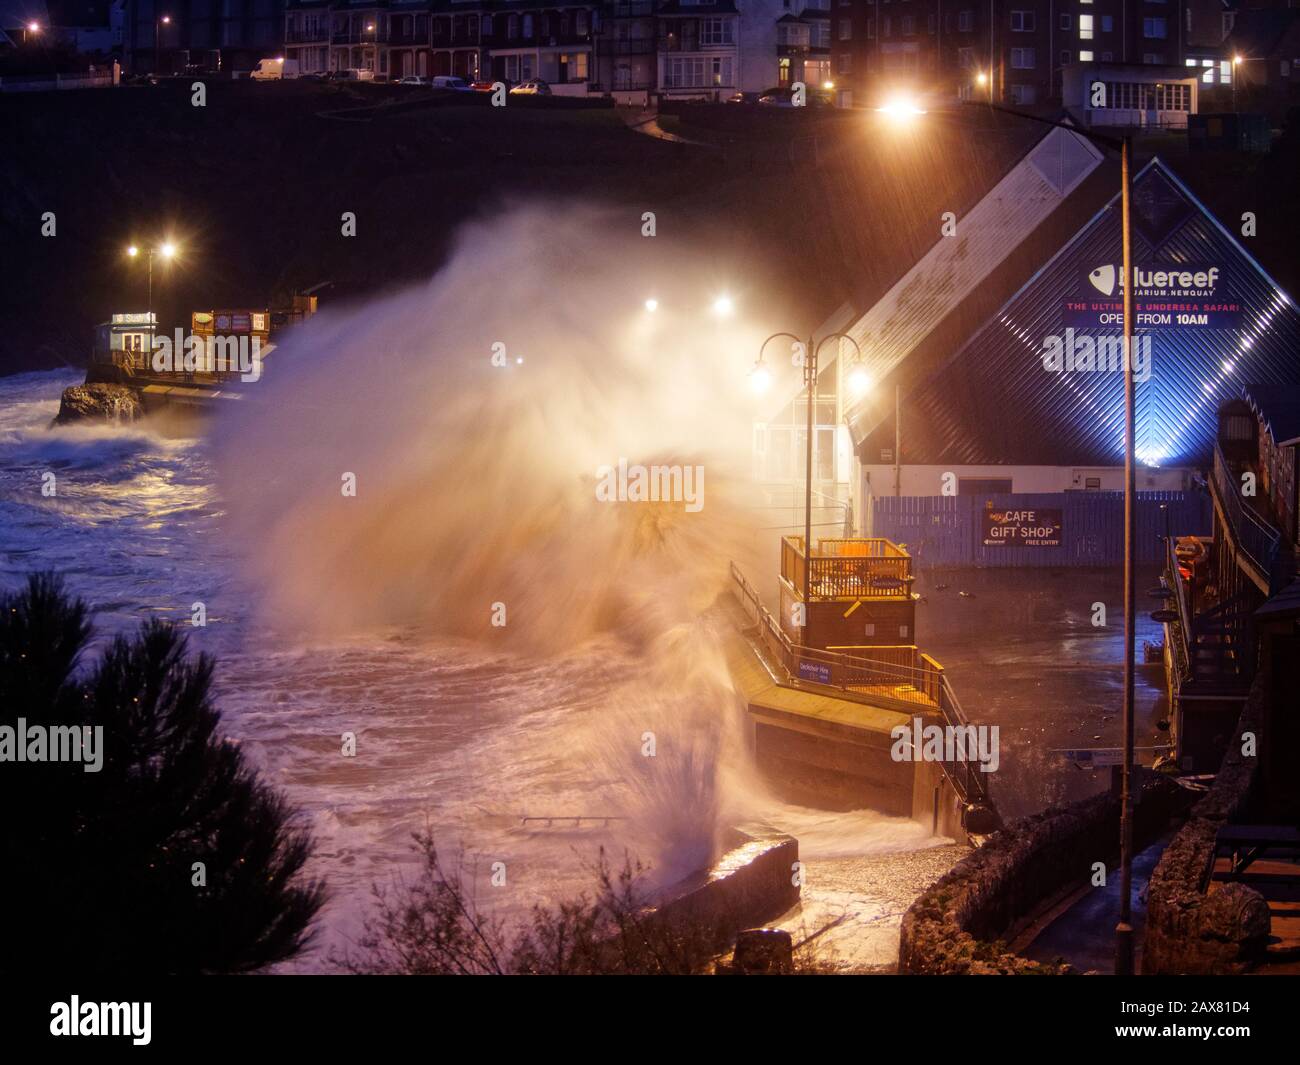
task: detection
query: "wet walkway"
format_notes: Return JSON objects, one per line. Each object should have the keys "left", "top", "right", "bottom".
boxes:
{"left": 1015, "top": 835, "right": 1171, "bottom": 973}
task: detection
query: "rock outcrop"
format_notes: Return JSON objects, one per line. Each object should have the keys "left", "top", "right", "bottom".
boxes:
{"left": 54, "top": 383, "right": 143, "bottom": 425}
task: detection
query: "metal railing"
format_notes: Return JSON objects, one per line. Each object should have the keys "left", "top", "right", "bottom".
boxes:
{"left": 729, "top": 561, "right": 990, "bottom": 809}
{"left": 1165, "top": 536, "right": 1193, "bottom": 687}
{"left": 1212, "top": 444, "right": 1282, "bottom": 588}
{"left": 780, "top": 535, "right": 912, "bottom": 600}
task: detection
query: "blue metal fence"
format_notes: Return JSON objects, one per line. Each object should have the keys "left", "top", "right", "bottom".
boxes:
{"left": 870, "top": 491, "right": 1211, "bottom": 567}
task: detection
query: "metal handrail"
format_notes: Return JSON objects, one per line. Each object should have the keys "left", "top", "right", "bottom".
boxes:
{"left": 729, "top": 562, "right": 989, "bottom": 807}
{"left": 780, "top": 535, "right": 911, "bottom": 599}
{"left": 1212, "top": 443, "right": 1282, "bottom": 583}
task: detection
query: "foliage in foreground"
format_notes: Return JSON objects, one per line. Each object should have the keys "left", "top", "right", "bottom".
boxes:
{"left": 340, "top": 831, "right": 722, "bottom": 975}
{"left": 341, "top": 831, "right": 837, "bottom": 976}
{"left": 0, "top": 573, "right": 326, "bottom": 974}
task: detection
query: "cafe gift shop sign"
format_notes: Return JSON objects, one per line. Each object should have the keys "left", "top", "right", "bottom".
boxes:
{"left": 982, "top": 504, "right": 1063, "bottom": 548}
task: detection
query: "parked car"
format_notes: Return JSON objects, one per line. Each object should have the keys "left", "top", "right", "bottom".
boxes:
{"left": 330, "top": 68, "right": 374, "bottom": 82}
{"left": 757, "top": 87, "right": 796, "bottom": 108}
{"left": 509, "top": 79, "right": 551, "bottom": 96}
{"left": 470, "top": 79, "right": 512, "bottom": 93}
{"left": 251, "top": 57, "right": 300, "bottom": 81}
{"left": 430, "top": 75, "right": 472, "bottom": 91}
{"left": 299, "top": 71, "right": 328, "bottom": 81}
{"left": 726, "top": 91, "right": 761, "bottom": 105}
{"left": 398, "top": 75, "right": 428, "bottom": 86}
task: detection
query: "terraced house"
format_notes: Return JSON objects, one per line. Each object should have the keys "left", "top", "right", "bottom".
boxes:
{"left": 282, "top": 0, "right": 827, "bottom": 96}
{"left": 829, "top": 0, "right": 1195, "bottom": 108}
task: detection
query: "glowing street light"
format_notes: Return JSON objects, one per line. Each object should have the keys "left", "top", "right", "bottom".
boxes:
{"left": 876, "top": 96, "right": 928, "bottom": 122}
{"left": 155, "top": 14, "right": 172, "bottom": 74}
{"left": 644, "top": 298, "right": 659, "bottom": 312}
{"left": 753, "top": 331, "right": 861, "bottom": 603}
{"left": 847, "top": 363, "right": 870, "bottom": 397}
{"left": 712, "top": 295, "right": 734, "bottom": 317}
{"left": 748, "top": 363, "right": 772, "bottom": 394}
{"left": 125, "top": 241, "right": 180, "bottom": 359}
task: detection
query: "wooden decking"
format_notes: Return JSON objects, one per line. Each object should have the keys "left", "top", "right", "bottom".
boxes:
{"left": 1209, "top": 825, "right": 1300, "bottom": 961}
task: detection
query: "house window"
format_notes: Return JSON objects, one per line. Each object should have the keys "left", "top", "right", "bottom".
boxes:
{"left": 1010, "top": 83, "right": 1036, "bottom": 104}
{"left": 1101, "top": 15, "right": 1112, "bottom": 32}
{"left": 958, "top": 10, "right": 973, "bottom": 32}
{"left": 522, "top": 14, "right": 533, "bottom": 37}
{"left": 1079, "top": 49, "right": 1093, "bottom": 61}
{"left": 901, "top": 15, "right": 914, "bottom": 34}
{"left": 1144, "top": 17, "right": 1167, "bottom": 39}
{"left": 662, "top": 55, "right": 733, "bottom": 87}
{"left": 812, "top": 22, "right": 830, "bottom": 47}
{"left": 882, "top": 15, "right": 891, "bottom": 36}
{"left": 1010, "top": 11, "right": 1035, "bottom": 32}
{"left": 957, "top": 46, "right": 974, "bottom": 68}
{"left": 838, "top": 18, "right": 851, "bottom": 40}
{"left": 1060, "top": 50, "right": 1071, "bottom": 64}
{"left": 700, "top": 18, "right": 734, "bottom": 45}
{"left": 481, "top": 14, "right": 491, "bottom": 35}
{"left": 1060, "top": 14, "right": 1071, "bottom": 30}
{"left": 1079, "top": 14, "right": 1093, "bottom": 39}
{"left": 1011, "top": 47, "right": 1036, "bottom": 69}
{"left": 1143, "top": 52, "right": 1164, "bottom": 64}
{"left": 927, "top": 14, "right": 936, "bottom": 33}
{"left": 1101, "top": 51, "right": 1112, "bottom": 61}
{"left": 836, "top": 52, "right": 852, "bottom": 73}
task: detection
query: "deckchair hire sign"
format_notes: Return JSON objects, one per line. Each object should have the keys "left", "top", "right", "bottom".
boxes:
{"left": 981, "top": 503, "right": 1063, "bottom": 548}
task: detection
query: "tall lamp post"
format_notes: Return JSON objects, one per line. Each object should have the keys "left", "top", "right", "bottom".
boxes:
{"left": 886, "top": 95, "right": 1139, "bottom": 971}
{"left": 155, "top": 13, "right": 171, "bottom": 75}
{"left": 752, "top": 331, "right": 864, "bottom": 607}
{"left": 126, "top": 242, "right": 178, "bottom": 364}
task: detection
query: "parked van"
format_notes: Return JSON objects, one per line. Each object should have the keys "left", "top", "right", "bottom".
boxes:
{"left": 251, "top": 57, "right": 300, "bottom": 80}
{"left": 332, "top": 68, "right": 374, "bottom": 82}
{"left": 430, "top": 75, "right": 471, "bottom": 91}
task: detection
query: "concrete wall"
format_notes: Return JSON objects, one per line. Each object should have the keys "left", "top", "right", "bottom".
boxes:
{"left": 656, "top": 827, "right": 800, "bottom": 952}
{"left": 862, "top": 462, "right": 1194, "bottom": 502}
{"left": 1143, "top": 675, "right": 1272, "bottom": 974}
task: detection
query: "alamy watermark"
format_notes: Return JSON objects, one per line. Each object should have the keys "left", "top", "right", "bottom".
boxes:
{"left": 1041, "top": 329, "right": 1151, "bottom": 383}
{"left": 50, "top": 997, "right": 151, "bottom": 1045}
{"left": 150, "top": 329, "right": 263, "bottom": 383}
{"left": 890, "top": 716, "right": 1000, "bottom": 773}
{"left": 595, "top": 459, "right": 705, "bottom": 513}
{"left": 0, "top": 720, "right": 103, "bottom": 772}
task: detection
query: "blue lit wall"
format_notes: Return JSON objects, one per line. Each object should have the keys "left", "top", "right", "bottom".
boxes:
{"left": 900, "top": 159, "right": 1300, "bottom": 469}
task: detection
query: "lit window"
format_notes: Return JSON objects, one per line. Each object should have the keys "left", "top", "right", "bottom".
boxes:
{"left": 1079, "top": 14, "right": 1093, "bottom": 39}
{"left": 1080, "top": 50, "right": 1093, "bottom": 61}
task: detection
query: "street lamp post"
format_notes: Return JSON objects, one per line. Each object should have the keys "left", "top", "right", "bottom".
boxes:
{"left": 126, "top": 242, "right": 177, "bottom": 366}
{"left": 155, "top": 14, "right": 171, "bottom": 75}
{"left": 754, "top": 331, "right": 863, "bottom": 608}
{"left": 934, "top": 100, "right": 1138, "bottom": 972}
